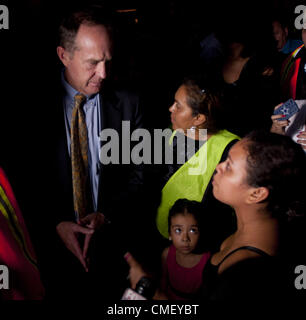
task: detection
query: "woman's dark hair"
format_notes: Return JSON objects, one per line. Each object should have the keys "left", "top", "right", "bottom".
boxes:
{"left": 244, "top": 131, "right": 306, "bottom": 219}
{"left": 182, "top": 76, "right": 225, "bottom": 134}
{"left": 168, "top": 199, "right": 212, "bottom": 252}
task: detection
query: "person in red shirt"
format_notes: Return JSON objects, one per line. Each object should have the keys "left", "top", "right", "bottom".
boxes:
{"left": 280, "top": 27, "right": 306, "bottom": 100}
{"left": 0, "top": 167, "right": 44, "bottom": 300}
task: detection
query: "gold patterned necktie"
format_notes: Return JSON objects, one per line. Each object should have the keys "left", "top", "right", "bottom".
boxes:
{"left": 71, "top": 94, "right": 89, "bottom": 220}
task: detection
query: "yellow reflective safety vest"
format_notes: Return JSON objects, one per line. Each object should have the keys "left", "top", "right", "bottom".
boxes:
{"left": 156, "top": 129, "right": 240, "bottom": 238}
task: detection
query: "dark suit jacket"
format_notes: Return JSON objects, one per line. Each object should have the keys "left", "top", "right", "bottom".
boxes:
{"left": 19, "top": 77, "right": 144, "bottom": 236}
{"left": 4, "top": 72, "right": 145, "bottom": 296}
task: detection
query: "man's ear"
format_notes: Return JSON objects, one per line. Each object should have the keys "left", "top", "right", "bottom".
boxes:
{"left": 57, "top": 46, "right": 70, "bottom": 67}
{"left": 247, "top": 187, "right": 269, "bottom": 204}
{"left": 284, "top": 27, "right": 289, "bottom": 38}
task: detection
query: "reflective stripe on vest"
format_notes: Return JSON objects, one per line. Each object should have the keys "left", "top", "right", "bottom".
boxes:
{"left": 281, "top": 45, "right": 304, "bottom": 99}
{"left": 281, "top": 44, "right": 304, "bottom": 85}
{"left": 156, "top": 129, "right": 240, "bottom": 238}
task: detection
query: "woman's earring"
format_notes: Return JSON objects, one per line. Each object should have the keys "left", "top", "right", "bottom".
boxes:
{"left": 169, "top": 236, "right": 172, "bottom": 241}
{"left": 190, "top": 126, "right": 197, "bottom": 132}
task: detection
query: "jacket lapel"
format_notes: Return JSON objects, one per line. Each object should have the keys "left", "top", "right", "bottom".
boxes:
{"left": 97, "top": 86, "right": 122, "bottom": 212}
{"left": 99, "top": 87, "right": 122, "bottom": 137}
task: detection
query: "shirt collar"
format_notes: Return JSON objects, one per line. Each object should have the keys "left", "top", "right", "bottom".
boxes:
{"left": 61, "top": 69, "right": 98, "bottom": 103}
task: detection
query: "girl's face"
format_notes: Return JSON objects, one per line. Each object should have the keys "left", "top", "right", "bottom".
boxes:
{"left": 169, "top": 85, "right": 197, "bottom": 131}
{"left": 212, "top": 140, "right": 251, "bottom": 207}
{"left": 169, "top": 213, "right": 200, "bottom": 255}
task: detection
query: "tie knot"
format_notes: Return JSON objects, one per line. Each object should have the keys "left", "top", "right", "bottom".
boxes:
{"left": 74, "top": 94, "right": 86, "bottom": 108}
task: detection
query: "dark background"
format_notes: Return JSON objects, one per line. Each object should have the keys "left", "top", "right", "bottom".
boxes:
{"left": 0, "top": 0, "right": 305, "bottom": 303}
{"left": 0, "top": 0, "right": 304, "bottom": 248}
{"left": 1, "top": 0, "right": 304, "bottom": 127}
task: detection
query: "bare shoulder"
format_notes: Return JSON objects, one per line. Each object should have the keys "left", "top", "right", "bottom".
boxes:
{"left": 220, "top": 235, "right": 234, "bottom": 251}
{"left": 218, "top": 248, "right": 264, "bottom": 275}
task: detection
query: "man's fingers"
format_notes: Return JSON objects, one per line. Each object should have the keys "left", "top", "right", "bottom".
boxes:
{"left": 79, "top": 215, "right": 95, "bottom": 227}
{"left": 79, "top": 213, "right": 105, "bottom": 229}
{"left": 66, "top": 235, "right": 88, "bottom": 272}
{"left": 74, "top": 224, "right": 95, "bottom": 235}
{"left": 79, "top": 216, "right": 90, "bottom": 225}
{"left": 83, "top": 233, "right": 93, "bottom": 259}
{"left": 56, "top": 222, "right": 91, "bottom": 272}
{"left": 74, "top": 246, "right": 88, "bottom": 272}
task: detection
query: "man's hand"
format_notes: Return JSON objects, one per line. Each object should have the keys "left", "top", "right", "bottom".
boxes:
{"left": 56, "top": 221, "right": 94, "bottom": 272}
{"left": 79, "top": 212, "right": 105, "bottom": 261}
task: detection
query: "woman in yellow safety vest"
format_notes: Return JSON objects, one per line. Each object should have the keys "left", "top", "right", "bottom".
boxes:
{"left": 156, "top": 76, "right": 240, "bottom": 249}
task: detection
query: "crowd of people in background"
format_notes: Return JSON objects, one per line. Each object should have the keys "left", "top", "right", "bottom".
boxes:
{"left": 0, "top": 2, "right": 305, "bottom": 301}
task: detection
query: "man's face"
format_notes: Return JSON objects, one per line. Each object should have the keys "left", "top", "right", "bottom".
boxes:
{"left": 272, "top": 21, "right": 288, "bottom": 51}
{"left": 59, "top": 24, "right": 112, "bottom": 96}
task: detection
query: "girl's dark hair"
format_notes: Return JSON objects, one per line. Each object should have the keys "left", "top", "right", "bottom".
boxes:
{"left": 182, "top": 76, "right": 225, "bottom": 134}
{"left": 244, "top": 131, "right": 306, "bottom": 219}
{"left": 168, "top": 199, "right": 211, "bottom": 252}
{"left": 168, "top": 199, "right": 203, "bottom": 232}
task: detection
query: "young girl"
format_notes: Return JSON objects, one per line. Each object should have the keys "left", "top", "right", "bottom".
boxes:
{"left": 126, "top": 131, "right": 306, "bottom": 300}
{"left": 160, "top": 199, "right": 211, "bottom": 300}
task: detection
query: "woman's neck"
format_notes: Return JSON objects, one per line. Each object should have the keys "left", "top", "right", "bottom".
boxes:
{"left": 229, "top": 207, "right": 280, "bottom": 255}
{"left": 184, "top": 129, "right": 211, "bottom": 141}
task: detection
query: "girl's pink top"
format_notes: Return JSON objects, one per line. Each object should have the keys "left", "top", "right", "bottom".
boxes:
{"left": 165, "top": 244, "right": 211, "bottom": 300}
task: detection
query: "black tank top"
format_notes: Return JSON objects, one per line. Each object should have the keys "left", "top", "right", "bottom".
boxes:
{"left": 200, "top": 246, "right": 271, "bottom": 300}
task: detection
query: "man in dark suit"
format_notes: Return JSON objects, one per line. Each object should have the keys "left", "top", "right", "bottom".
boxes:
{"left": 27, "top": 7, "right": 144, "bottom": 299}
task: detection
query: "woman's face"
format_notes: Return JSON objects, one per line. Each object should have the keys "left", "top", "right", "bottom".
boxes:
{"left": 169, "top": 85, "right": 197, "bottom": 131}
{"left": 212, "top": 140, "right": 251, "bottom": 206}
